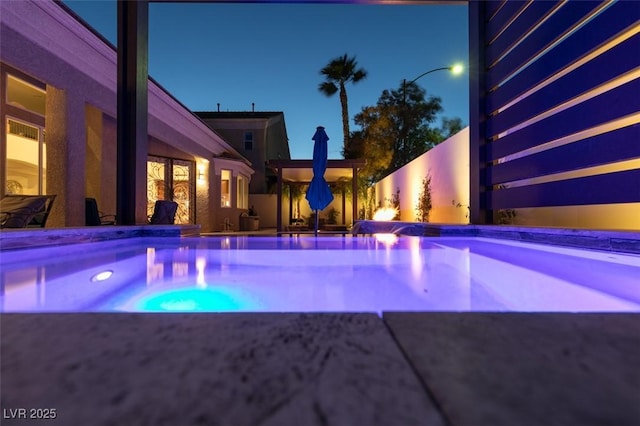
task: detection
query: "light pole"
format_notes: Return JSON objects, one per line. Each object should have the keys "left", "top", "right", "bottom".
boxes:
{"left": 402, "top": 64, "right": 464, "bottom": 104}
{"left": 397, "top": 64, "right": 463, "bottom": 170}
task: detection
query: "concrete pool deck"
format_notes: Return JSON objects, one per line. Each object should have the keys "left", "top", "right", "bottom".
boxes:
{"left": 1, "top": 312, "right": 638, "bottom": 426}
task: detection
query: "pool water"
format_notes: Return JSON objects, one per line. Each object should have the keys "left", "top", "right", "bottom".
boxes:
{"left": 1, "top": 236, "right": 639, "bottom": 313}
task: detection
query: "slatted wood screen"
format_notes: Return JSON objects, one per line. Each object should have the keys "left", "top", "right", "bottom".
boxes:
{"left": 469, "top": 0, "right": 640, "bottom": 223}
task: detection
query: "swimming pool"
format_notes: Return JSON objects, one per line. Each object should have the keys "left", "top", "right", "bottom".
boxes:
{"left": 1, "top": 235, "right": 639, "bottom": 313}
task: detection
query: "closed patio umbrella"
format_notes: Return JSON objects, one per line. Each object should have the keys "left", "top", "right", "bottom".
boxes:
{"left": 305, "top": 126, "right": 334, "bottom": 236}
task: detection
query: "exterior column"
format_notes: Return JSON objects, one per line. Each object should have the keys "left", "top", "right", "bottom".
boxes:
{"left": 85, "top": 105, "right": 103, "bottom": 202}
{"left": 288, "top": 184, "right": 293, "bottom": 224}
{"left": 352, "top": 167, "right": 358, "bottom": 222}
{"left": 45, "top": 86, "right": 86, "bottom": 227}
{"left": 468, "top": 0, "right": 489, "bottom": 224}
{"left": 117, "top": 0, "right": 149, "bottom": 225}
{"left": 195, "top": 160, "right": 211, "bottom": 232}
{"left": 101, "top": 115, "right": 118, "bottom": 215}
{"left": 341, "top": 184, "right": 346, "bottom": 225}
{"left": 276, "top": 167, "right": 283, "bottom": 233}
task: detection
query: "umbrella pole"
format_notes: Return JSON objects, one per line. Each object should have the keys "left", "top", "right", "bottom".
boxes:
{"left": 315, "top": 209, "right": 319, "bottom": 236}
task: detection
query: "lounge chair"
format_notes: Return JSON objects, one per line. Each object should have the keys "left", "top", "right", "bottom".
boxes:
{"left": 0, "top": 194, "right": 56, "bottom": 228}
{"left": 85, "top": 198, "right": 116, "bottom": 226}
{"left": 149, "top": 200, "right": 178, "bottom": 225}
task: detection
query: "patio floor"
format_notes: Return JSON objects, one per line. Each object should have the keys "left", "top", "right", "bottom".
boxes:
{"left": 1, "top": 312, "right": 638, "bottom": 426}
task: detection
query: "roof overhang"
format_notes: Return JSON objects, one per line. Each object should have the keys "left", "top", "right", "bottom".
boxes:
{"left": 267, "top": 159, "right": 366, "bottom": 183}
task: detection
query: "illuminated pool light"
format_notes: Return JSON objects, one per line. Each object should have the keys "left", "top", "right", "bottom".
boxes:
{"left": 125, "top": 287, "right": 261, "bottom": 312}
{"left": 91, "top": 270, "right": 113, "bottom": 282}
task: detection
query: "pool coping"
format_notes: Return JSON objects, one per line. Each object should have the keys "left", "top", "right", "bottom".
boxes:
{"left": 1, "top": 222, "right": 639, "bottom": 254}
{"left": 0, "top": 224, "right": 200, "bottom": 251}
{"left": 351, "top": 221, "right": 640, "bottom": 254}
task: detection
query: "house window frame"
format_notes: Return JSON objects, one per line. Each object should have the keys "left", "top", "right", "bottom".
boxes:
{"left": 237, "top": 173, "right": 249, "bottom": 209}
{"left": 243, "top": 131, "right": 253, "bottom": 151}
{"left": 221, "top": 169, "right": 232, "bottom": 208}
{"left": 146, "top": 155, "right": 196, "bottom": 224}
{"left": 5, "top": 74, "right": 46, "bottom": 117}
{"left": 5, "top": 116, "right": 46, "bottom": 195}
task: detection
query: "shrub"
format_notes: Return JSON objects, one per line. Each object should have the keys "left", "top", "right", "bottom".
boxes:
{"left": 415, "top": 176, "right": 432, "bottom": 222}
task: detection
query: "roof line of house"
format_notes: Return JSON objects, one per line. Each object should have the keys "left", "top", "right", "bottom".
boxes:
{"left": 52, "top": 0, "right": 250, "bottom": 165}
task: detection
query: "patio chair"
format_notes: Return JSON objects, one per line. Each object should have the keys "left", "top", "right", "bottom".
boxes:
{"left": 149, "top": 200, "right": 178, "bottom": 225}
{"left": 85, "top": 198, "right": 116, "bottom": 226}
{"left": 0, "top": 194, "right": 57, "bottom": 229}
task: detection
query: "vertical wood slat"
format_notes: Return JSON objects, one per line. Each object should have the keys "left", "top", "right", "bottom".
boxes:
{"left": 469, "top": 0, "right": 489, "bottom": 224}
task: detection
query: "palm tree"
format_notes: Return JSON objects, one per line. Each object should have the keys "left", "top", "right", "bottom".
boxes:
{"left": 318, "top": 54, "right": 368, "bottom": 155}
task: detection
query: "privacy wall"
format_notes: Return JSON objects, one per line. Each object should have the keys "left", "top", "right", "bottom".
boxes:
{"left": 469, "top": 1, "right": 640, "bottom": 229}
{"left": 375, "top": 128, "right": 470, "bottom": 224}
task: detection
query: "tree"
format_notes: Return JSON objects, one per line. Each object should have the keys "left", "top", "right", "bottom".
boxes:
{"left": 352, "top": 81, "right": 443, "bottom": 182}
{"left": 432, "top": 117, "right": 465, "bottom": 142}
{"left": 350, "top": 111, "right": 394, "bottom": 185}
{"left": 318, "top": 54, "right": 368, "bottom": 155}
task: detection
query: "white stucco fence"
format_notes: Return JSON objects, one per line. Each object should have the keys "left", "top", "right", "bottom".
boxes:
{"left": 375, "top": 128, "right": 470, "bottom": 224}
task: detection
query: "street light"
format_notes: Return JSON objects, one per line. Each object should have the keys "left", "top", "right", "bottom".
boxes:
{"left": 402, "top": 63, "right": 464, "bottom": 104}
{"left": 396, "top": 63, "right": 464, "bottom": 168}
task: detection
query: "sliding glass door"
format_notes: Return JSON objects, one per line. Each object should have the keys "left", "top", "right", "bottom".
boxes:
{"left": 147, "top": 156, "right": 194, "bottom": 224}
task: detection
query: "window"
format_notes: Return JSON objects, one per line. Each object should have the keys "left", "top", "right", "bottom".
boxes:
{"left": 237, "top": 174, "right": 248, "bottom": 209}
{"left": 244, "top": 131, "right": 253, "bottom": 151}
{"left": 6, "top": 74, "right": 46, "bottom": 116}
{"left": 4, "top": 73, "right": 47, "bottom": 195}
{"left": 6, "top": 118, "right": 46, "bottom": 194}
{"left": 221, "top": 169, "right": 231, "bottom": 207}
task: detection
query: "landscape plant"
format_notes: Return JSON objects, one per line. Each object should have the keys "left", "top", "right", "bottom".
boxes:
{"left": 415, "top": 176, "right": 432, "bottom": 222}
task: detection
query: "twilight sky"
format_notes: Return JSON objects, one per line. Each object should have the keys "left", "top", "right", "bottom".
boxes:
{"left": 62, "top": 1, "right": 469, "bottom": 159}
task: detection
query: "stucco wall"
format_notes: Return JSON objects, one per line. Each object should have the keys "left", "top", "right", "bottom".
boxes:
{"left": 375, "top": 128, "right": 470, "bottom": 224}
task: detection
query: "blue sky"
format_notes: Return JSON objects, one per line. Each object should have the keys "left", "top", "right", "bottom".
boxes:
{"left": 63, "top": 1, "right": 468, "bottom": 159}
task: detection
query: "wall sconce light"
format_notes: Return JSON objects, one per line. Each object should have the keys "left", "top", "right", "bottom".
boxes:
{"left": 197, "top": 169, "right": 205, "bottom": 182}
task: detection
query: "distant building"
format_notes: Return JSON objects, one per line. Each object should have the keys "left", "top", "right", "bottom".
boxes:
{"left": 195, "top": 112, "right": 291, "bottom": 194}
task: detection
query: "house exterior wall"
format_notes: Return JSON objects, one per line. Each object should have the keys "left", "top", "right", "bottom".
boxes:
{"left": 0, "top": 0, "right": 253, "bottom": 232}
{"left": 203, "top": 118, "right": 268, "bottom": 193}
{"left": 197, "top": 112, "right": 291, "bottom": 194}
{"left": 211, "top": 157, "right": 254, "bottom": 231}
